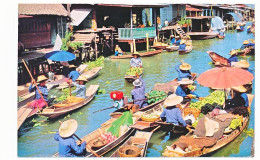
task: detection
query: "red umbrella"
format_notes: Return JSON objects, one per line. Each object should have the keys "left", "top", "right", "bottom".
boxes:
{"left": 197, "top": 67, "right": 254, "bottom": 89}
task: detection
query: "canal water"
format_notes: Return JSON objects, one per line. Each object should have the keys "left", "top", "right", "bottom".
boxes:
{"left": 18, "top": 22, "right": 255, "bottom": 157}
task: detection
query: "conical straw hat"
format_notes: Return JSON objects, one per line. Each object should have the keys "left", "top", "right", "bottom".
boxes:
{"left": 76, "top": 75, "right": 88, "bottom": 81}
{"left": 237, "top": 60, "right": 250, "bottom": 69}
{"left": 59, "top": 119, "right": 78, "bottom": 138}
{"left": 229, "top": 50, "right": 237, "bottom": 55}
{"left": 179, "top": 63, "right": 191, "bottom": 70}
{"left": 243, "top": 40, "right": 249, "bottom": 45}
{"left": 232, "top": 86, "right": 246, "bottom": 93}
{"left": 180, "top": 40, "right": 186, "bottom": 44}
{"left": 37, "top": 75, "right": 48, "bottom": 83}
{"left": 164, "top": 94, "right": 183, "bottom": 107}
{"left": 177, "top": 78, "right": 194, "bottom": 85}
{"left": 132, "top": 52, "right": 140, "bottom": 57}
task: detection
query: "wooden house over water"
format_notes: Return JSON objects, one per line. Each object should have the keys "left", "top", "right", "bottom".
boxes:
{"left": 18, "top": 4, "right": 69, "bottom": 85}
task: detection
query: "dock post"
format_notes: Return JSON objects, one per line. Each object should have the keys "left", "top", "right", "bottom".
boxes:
{"left": 95, "top": 35, "right": 98, "bottom": 59}
{"left": 232, "top": 18, "right": 234, "bottom": 30}
{"left": 130, "top": 41, "right": 134, "bottom": 53}
{"left": 226, "top": 19, "right": 229, "bottom": 31}
{"left": 146, "top": 33, "right": 149, "bottom": 52}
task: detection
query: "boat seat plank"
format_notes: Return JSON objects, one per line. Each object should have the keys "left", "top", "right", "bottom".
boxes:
{"left": 85, "top": 85, "right": 99, "bottom": 97}
{"left": 17, "top": 105, "right": 33, "bottom": 130}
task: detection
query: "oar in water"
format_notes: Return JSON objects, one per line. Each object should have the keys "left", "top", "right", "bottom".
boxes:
{"left": 93, "top": 106, "right": 116, "bottom": 113}
{"left": 58, "top": 121, "right": 100, "bottom": 157}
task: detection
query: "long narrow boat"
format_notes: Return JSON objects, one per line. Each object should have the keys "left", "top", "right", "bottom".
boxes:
{"left": 187, "top": 32, "right": 218, "bottom": 40}
{"left": 124, "top": 72, "right": 144, "bottom": 83}
{"left": 217, "top": 35, "right": 225, "bottom": 39}
{"left": 37, "top": 85, "right": 99, "bottom": 119}
{"left": 110, "top": 50, "right": 162, "bottom": 59}
{"left": 173, "top": 73, "right": 197, "bottom": 83}
{"left": 207, "top": 51, "right": 229, "bottom": 66}
{"left": 178, "top": 46, "right": 192, "bottom": 54}
{"left": 110, "top": 131, "right": 153, "bottom": 157}
{"left": 57, "top": 67, "right": 102, "bottom": 90}
{"left": 53, "top": 121, "right": 135, "bottom": 157}
{"left": 166, "top": 45, "right": 179, "bottom": 52}
{"left": 162, "top": 94, "right": 254, "bottom": 157}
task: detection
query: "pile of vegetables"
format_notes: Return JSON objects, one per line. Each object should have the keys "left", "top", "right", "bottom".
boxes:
{"left": 55, "top": 87, "right": 76, "bottom": 102}
{"left": 85, "top": 56, "right": 104, "bottom": 71}
{"left": 147, "top": 90, "right": 167, "bottom": 104}
{"left": 229, "top": 118, "right": 242, "bottom": 130}
{"left": 187, "top": 85, "right": 195, "bottom": 91}
{"left": 100, "top": 132, "right": 117, "bottom": 144}
{"left": 200, "top": 103, "right": 222, "bottom": 115}
{"left": 189, "top": 90, "right": 225, "bottom": 110}
{"left": 125, "top": 67, "right": 143, "bottom": 76}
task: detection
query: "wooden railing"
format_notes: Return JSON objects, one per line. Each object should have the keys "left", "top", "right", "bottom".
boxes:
{"left": 118, "top": 27, "right": 156, "bottom": 40}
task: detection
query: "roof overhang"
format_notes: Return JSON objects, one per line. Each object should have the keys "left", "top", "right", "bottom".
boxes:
{"left": 96, "top": 3, "right": 168, "bottom": 8}
{"left": 187, "top": 16, "right": 214, "bottom": 19}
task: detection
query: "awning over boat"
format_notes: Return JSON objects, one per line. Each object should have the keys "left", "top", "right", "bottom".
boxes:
{"left": 186, "top": 5, "right": 202, "bottom": 12}
{"left": 211, "top": 16, "right": 225, "bottom": 31}
{"left": 71, "top": 8, "right": 92, "bottom": 26}
{"left": 224, "top": 12, "right": 243, "bottom": 22}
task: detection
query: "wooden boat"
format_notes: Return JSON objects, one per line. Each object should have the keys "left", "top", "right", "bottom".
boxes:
{"left": 217, "top": 35, "right": 225, "bottom": 39}
{"left": 110, "top": 131, "right": 153, "bottom": 157}
{"left": 173, "top": 73, "right": 197, "bottom": 83}
{"left": 131, "top": 101, "right": 190, "bottom": 131}
{"left": 110, "top": 50, "right": 162, "bottom": 59}
{"left": 207, "top": 51, "right": 229, "bottom": 66}
{"left": 162, "top": 94, "right": 254, "bottom": 157}
{"left": 53, "top": 121, "right": 135, "bottom": 157}
{"left": 17, "top": 85, "right": 35, "bottom": 109}
{"left": 57, "top": 67, "right": 102, "bottom": 90}
{"left": 37, "top": 85, "right": 99, "bottom": 119}
{"left": 166, "top": 45, "right": 179, "bottom": 52}
{"left": 178, "top": 46, "right": 192, "bottom": 54}
{"left": 124, "top": 72, "right": 144, "bottom": 83}
{"left": 151, "top": 42, "right": 169, "bottom": 50}
{"left": 187, "top": 32, "right": 219, "bottom": 40}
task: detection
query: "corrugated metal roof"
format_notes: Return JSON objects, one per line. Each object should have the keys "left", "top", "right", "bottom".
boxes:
{"left": 71, "top": 9, "right": 92, "bottom": 26}
{"left": 18, "top": 4, "right": 68, "bottom": 16}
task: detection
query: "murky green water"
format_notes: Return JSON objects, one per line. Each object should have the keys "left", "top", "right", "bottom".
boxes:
{"left": 18, "top": 22, "right": 255, "bottom": 157}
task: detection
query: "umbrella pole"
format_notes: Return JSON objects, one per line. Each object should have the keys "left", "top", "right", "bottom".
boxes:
{"left": 223, "top": 89, "right": 226, "bottom": 108}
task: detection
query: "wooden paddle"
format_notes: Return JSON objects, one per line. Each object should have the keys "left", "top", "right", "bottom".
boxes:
{"left": 93, "top": 106, "right": 116, "bottom": 113}
{"left": 58, "top": 121, "right": 100, "bottom": 157}
{"left": 22, "top": 59, "right": 48, "bottom": 107}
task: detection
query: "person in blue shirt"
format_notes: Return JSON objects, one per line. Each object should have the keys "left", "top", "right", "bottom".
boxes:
{"left": 170, "top": 35, "right": 175, "bottom": 45}
{"left": 178, "top": 40, "right": 186, "bottom": 51}
{"left": 70, "top": 76, "right": 88, "bottom": 99}
{"left": 247, "top": 26, "right": 251, "bottom": 33}
{"left": 175, "top": 36, "right": 181, "bottom": 46}
{"left": 226, "top": 86, "right": 249, "bottom": 109}
{"left": 175, "top": 78, "right": 203, "bottom": 103}
{"left": 131, "top": 75, "right": 147, "bottom": 109}
{"left": 219, "top": 29, "right": 225, "bottom": 37}
{"left": 69, "top": 65, "right": 80, "bottom": 82}
{"left": 228, "top": 50, "right": 238, "bottom": 66}
{"left": 175, "top": 62, "right": 192, "bottom": 81}
{"left": 160, "top": 94, "right": 190, "bottom": 126}
{"left": 28, "top": 75, "right": 49, "bottom": 109}
{"left": 115, "top": 44, "right": 124, "bottom": 56}
{"left": 240, "top": 40, "right": 249, "bottom": 50}
{"left": 130, "top": 52, "right": 143, "bottom": 68}
{"left": 54, "top": 119, "right": 87, "bottom": 157}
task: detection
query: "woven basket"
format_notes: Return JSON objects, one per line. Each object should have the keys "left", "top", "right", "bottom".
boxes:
{"left": 183, "top": 108, "right": 201, "bottom": 119}
{"left": 89, "top": 138, "right": 108, "bottom": 150}
{"left": 141, "top": 114, "right": 160, "bottom": 122}
{"left": 118, "top": 145, "right": 141, "bottom": 157}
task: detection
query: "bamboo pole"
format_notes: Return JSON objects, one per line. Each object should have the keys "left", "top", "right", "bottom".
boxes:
{"left": 133, "top": 39, "right": 136, "bottom": 53}
{"left": 146, "top": 33, "right": 149, "bottom": 52}
{"left": 22, "top": 59, "right": 48, "bottom": 107}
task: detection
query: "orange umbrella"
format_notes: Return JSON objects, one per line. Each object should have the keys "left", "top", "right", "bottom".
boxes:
{"left": 197, "top": 67, "right": 253, "bottom": 89}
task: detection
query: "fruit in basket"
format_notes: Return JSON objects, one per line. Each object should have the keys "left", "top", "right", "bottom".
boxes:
{"left": 125, "top": 67, "right": 143, "bottom": 76}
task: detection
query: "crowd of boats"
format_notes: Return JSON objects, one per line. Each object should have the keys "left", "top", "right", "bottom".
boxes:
{"left": 18, "top": 20, "right": 255, "bottom": 157}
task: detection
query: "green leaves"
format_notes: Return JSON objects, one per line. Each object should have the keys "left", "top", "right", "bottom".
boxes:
{"left": 85, "top": 56, "right": 105, "bottom": 71}
{"left": 147, "top": 90, "right": 167, "bottom": 104}
{"left": 125, "top": 67, "right": 143, "bottom": 76}
{"left": 98, "top": 89, "right": 106, "bottom": 94}
{"left": 229, "top": 118, "right": 242, "bottom": 130}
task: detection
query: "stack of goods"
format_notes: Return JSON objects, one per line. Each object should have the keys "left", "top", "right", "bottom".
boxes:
{"left": 189, "top": 90, "right": 225, "bottom": 110}
{"left": 125, "top": 67, "right": 143, "bottom": 76}
{"left": 146, "top": 90, "right": 167, "bottom": 104}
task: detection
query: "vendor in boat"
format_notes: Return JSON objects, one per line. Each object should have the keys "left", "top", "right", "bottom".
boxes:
{"left": 170, "top": 35, "right": 176, "bottom": 45}
{"left": 131, "top": 74, "right": 147, "bottom": 109}
{"left": 225, "top": 86, "right": 249, "bottom": 110}
{"left": 178, "top": 40, "right": 186, "bottom": 51}
{"left": 240, "top": 40, "right": 250, "bottom": 50}
{"left": 71, "top": 76, "right": 88, "bottom": 99}
{"left": 175, "top": 36, "right": 181, "bottom": 46}
{"left": 228, "top": 50, "right": 238, "bottom": 66}
{"left": 175, "top": 61, "right": 192, "bottom": 81}
{"left": 68, "top": 65, "right": 80, "bottom": 83}
{"left": 175, "top": 78, "right": 203, "bottom": 103}
{"left": 115, "top": 44, "right": 124, "bottom": 56}
{"left": 110, "top": 91, "right": 124, "bottom": 109}
{"left": 28, "top": 75, "right": 49, "bottom": 109}
{"left": 54, "top": 119, "right": 87, "bottom": 157}
{"left": 247, "top": 26, "right": 251, "bottom": 33}
{"left": 130, "top": 52, "right": 143, "bottom": 68}
{"left": 160, "top": 94, "right": 190, "bottom": 126}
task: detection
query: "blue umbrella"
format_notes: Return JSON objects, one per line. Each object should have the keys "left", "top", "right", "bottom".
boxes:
{"left": 44, "top": 50, "right": 76, "bottom": 61}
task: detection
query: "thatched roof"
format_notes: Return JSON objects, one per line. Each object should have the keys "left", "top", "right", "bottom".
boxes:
{"left": 18, "top": 4, "right": 68, "bottom": 16}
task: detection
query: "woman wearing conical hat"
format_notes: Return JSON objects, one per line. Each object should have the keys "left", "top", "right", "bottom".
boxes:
{"left": 225, "top": 86, "right": 249, "bottom": 110}
{"left": 28, "top": 75, "right": 49, "bottom": 109}
{"left": 54, "top": 119, "right": 87, "bottom": 157}
{"left": 130, "top": 52, "right": 143, "bottom": 68}
{"left": 228, "top": 50, "right": 238, "bottom": 66}
{"left": 70, "top": 75, "right": 88, "bottom": 99}
{"left": 131, "top": 73, "right": 147, "bottom": 109}
{"left": 175, "top": 60, "right": 192, "bottom": 81}
{"left": 160, "top": 94, "right": 191, "bottom": 126}
{"left": 178, "top": 40, "right": 186, "bottom": 51}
